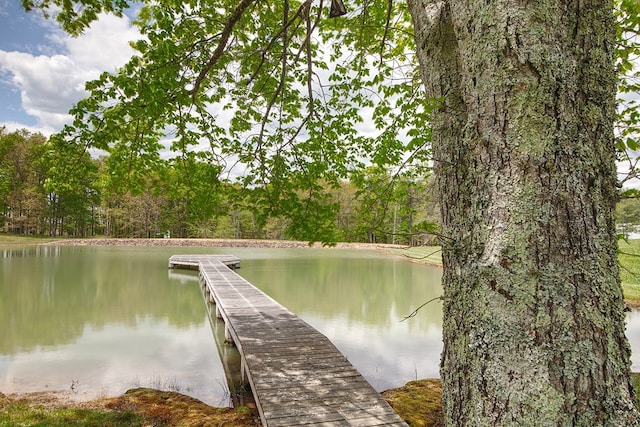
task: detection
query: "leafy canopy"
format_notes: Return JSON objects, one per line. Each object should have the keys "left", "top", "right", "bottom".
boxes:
{"left": 26, "top": 0, "right": 431, "bottom": 243}
{"left": 22, "top": 0, "right": 639, "bottom": 242}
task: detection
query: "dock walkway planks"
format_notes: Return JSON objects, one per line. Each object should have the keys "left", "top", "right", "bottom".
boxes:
{"left": 168, "top": 254, "right": 408, "bottom": 427}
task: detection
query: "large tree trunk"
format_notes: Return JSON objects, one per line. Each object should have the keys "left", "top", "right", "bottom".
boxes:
{"left": 407, "top": 0, "right": 639, "bottom": 424}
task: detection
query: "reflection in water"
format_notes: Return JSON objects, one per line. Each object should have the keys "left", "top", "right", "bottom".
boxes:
{"left": 237, "top": 251, "right": 444, "bottom": 391}
{"left": 0, "top": 319, "right": 229, "bottom": 405}
{"left": 197, "top": 277, "right": 252, "bottom": 407}
{"left": 0, "top": 245, "right": 230, "bottom": 405}
{"left": 1, "top": 245, "right": 639, "bottom": 406}
{"left": 0, "top": 246, "right": 209, "bottom": 353}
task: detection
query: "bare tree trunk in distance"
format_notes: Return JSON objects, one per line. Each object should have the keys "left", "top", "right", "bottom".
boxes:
{"left": 407, "top": 0, "right": 639, "bottom": 424}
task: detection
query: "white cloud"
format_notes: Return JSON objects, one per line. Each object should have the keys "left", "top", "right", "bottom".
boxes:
{"left": 0, "top": 13, "right": 141, "bottom": 134}
{"left": 54, "top": 15, "right": 140, "bottom": 71}
{"left": 0, "top": 120, "right": 53, "bottom": 136}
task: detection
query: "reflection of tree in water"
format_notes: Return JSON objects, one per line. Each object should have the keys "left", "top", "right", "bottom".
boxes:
{"left": 238, "top": 253, "right": 443, "bottom": 331}
{"left": 0, "top": 246, "right": 205, "bottom": 354}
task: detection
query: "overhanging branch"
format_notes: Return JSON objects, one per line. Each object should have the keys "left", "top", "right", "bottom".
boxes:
{"left": 189, "top": 0, "right": 257, "bottom": 99}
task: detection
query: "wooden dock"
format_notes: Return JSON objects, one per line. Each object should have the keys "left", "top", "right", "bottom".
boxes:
{"left": 168, "top": 255, "right": 408, "bottom": 427}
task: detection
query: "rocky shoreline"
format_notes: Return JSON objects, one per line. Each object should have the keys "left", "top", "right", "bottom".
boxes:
{"left": 48, "top": 237, "right": 405, "bottom": 251}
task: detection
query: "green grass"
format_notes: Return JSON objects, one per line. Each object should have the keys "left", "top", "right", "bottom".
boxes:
{"left": 619, "top": 239, "right": 640, "bottom": 302}
{"left": 0, "top": 402, "right": 148, "bottom": 427}
{"left": 632, "top": 373, "right": 640, "bottom": 409}
{"left": 392, "top": 241, "right": 640, "bottom": 304}
{"left": 0, "top": 234, "right": 60, "bottom": 245}
{"left": 0, "top": 388, "right": 258, "bottom": 427}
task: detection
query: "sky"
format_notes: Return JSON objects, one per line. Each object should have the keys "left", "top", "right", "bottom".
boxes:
{"left": 0, "top": 0, "right": 140, "bottom": 136}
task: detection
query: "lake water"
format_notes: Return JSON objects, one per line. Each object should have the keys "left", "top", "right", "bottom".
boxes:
{"left": 0, "top": 245, "right": 638, "bottom": 407}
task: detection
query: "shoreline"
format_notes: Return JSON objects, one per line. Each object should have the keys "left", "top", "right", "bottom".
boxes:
{"left": 46, "top": 237, "right": 407, "bottom": 251}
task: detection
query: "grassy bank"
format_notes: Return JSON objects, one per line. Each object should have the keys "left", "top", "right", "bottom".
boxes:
{"left": 619, "top": 239, "right": 640, "bottom": 304}
{"left": 0, "top": 388, "right": 257, "bottom": 427}
{"left": 0, "top": 235, "right": 60, "bottom": 245}
{"left": 387, "top": 245, "right": 443, "bottom": 266}
{"left": 391, "top": 241, "right": 640, "bottom": 307}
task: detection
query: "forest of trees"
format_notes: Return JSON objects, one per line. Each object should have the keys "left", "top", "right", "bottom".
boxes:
{"left": 0, "top": 127, "right": 437, "bottom": 244}
{"left": 6, "top": 124, "right": 640, "bottom": 244}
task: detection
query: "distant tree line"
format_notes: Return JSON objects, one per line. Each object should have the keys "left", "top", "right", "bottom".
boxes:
{"left": 0, "top": 128, "right": 437, "bottom": 244}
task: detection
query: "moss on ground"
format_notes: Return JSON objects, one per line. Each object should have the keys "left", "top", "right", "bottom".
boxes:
{"left": 103, "top": 388, "right": 258, "bottom": 426}
{"left": 383, "top": 375, "right": 640, "bottom": 427}
{"left": 382, "top": 379, "right": 444, "bottom": 426}
{"left": 0, "top": 388, "right": 258, "bottom": 427}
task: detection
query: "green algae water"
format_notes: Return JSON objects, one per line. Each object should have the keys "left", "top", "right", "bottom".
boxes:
{"left": 1, "top": 245, "right": 638, "bottom": 406}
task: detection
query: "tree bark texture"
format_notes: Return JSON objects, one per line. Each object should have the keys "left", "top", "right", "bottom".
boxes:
{"left": 407, "top": 0, "right": 639, "bottom": 424}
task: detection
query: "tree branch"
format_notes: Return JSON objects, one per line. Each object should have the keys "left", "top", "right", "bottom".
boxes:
{"left": 400, "top": 296, "right": 443, "bottom": 322}
{"left": 189, "top": 0, "right": 256, "bottom": 99}
{"left": 246, "top": 0, "right": 313, "bottom": 85}
{"left": 305, "top": 1, "right": 315, "bottom": 112}
{"left": 379, "top": 0, "right": 394, "bottom": 65}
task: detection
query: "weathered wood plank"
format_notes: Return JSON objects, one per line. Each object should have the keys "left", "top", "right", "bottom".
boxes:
{"left": 169, "top": 255, "right": 407, "bottom": 427}
{"left": 168, "top": 254, "right": 240, "bottom": 269}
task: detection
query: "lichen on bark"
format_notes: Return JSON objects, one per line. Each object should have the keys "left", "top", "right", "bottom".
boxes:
{"left": 407, "top": 0, "right": 639, "bottom": 424}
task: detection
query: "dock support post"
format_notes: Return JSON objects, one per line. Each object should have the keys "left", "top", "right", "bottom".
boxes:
{"left": 224, "top": 324, "right": 233, "bottom": 343}
{"left": 240, "top": 358, "right": 248, "bottom": 384}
